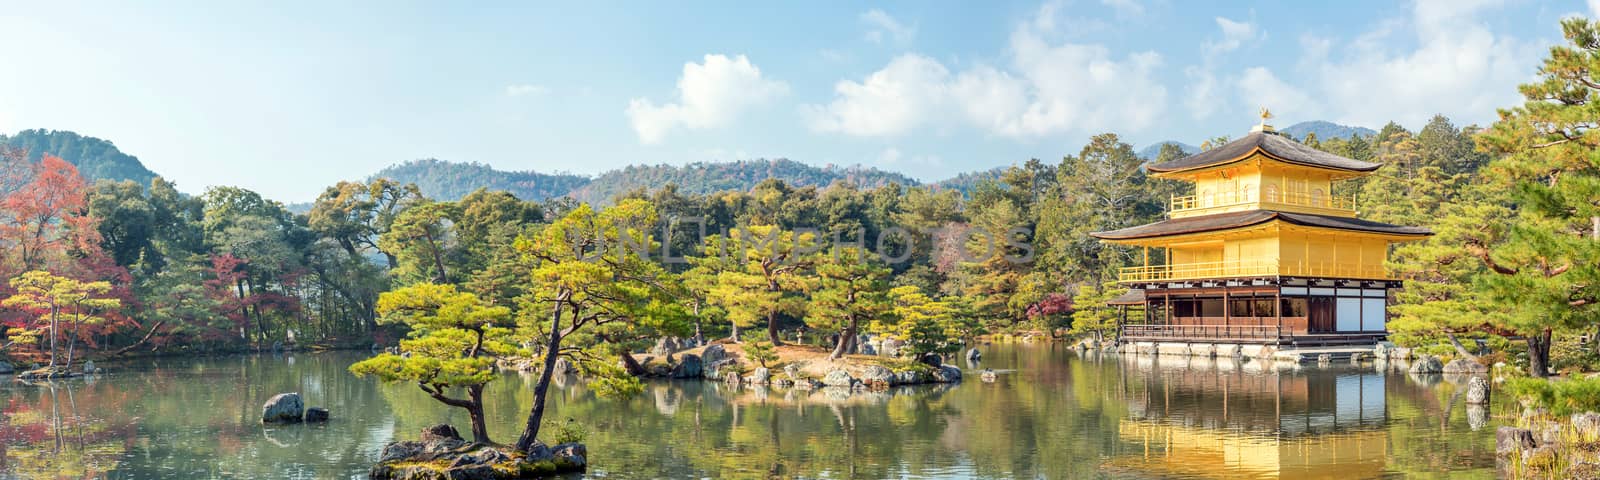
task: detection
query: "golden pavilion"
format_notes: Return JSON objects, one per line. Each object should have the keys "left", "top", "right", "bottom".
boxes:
{"left": 1091, "top": 112, "right": 1432, "bottom": 347}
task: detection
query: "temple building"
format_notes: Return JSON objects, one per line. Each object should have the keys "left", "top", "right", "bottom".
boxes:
{"left": 1091, "top": 112, "right": 1431, "bottom": 348}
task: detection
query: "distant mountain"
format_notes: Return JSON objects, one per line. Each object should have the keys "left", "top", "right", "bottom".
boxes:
{"left": 1281, "top": 121, "right": 1375, "bottom": 140}
{"left": 368, "top": 159, "right": 591, "bottom": 202}
{"left": 364, "top": 158, "right": 924, "bottom": 204}
{"left": 568, "top": 158, "right": 920, "bottom": 204}
{"left": 1, "top": 129, "right": 160, "bottom": 186}
{"left": 932, "top": 167, "right": 1005, "bottom": 194}
{"left": 1137, "top": 141, "right": 1200, "bottom": 160}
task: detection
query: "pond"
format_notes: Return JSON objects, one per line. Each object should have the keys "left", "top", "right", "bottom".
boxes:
{"left": 0, "top": 343, "right": 1502, "bottom": 479}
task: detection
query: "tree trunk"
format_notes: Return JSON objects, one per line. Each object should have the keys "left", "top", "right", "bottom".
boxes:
{"left": 1446, "top": 332, "right": 1480, "bottom": 361}
{"left": 620, "top": 350, "right": 645, "bottom": 376}
{"left": 515, "top": 298, "right": 566, "bottom": 452}
{"left": 467, "top": 385, "right": 490, "bottom": 444}
{"left": 64, "top": 313, "right": 81, "bottom": 370}
{"left": 113, "top": 320, "right": 166, "bottom": 356}
{"left": 830, "top": 321, "right": 858, "bottom": 360}
{"left": 766, "top": 311, "right": 783, "bottom": 346}
{"left": 1528, "top": 328, "right": 1553, "bottom": 378}
{"left": 47, "top": 307, "right": 59, "bottom": 368}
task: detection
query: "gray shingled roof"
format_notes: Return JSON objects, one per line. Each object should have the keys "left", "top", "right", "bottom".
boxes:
{"left": 1090, "top": 210, "right": 1432, "bottom": 240}
{"left": 1147, "top": 130, "right": 1382, "bottom": 174}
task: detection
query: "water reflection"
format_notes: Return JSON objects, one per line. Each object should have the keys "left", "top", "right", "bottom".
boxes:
{"left": 0, "top": 345, "right": 1499, "bottom": 479}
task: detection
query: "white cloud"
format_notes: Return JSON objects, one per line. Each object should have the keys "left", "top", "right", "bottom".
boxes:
{"left": 1296, "top": 0, "right": 1536, "bottom": 127}
{"left": 861, "top": 9, "right": 916, "bottom": 46}
{"left": 875, "top": 147, "right": 942, "bottom": 167}
{"left": 504, "top": 84, "right": 549, "bottom": 97}
{"left": 1205, "top": 17, "right": 1258, "bottom": 56}
{"left": 807, "top": 4, "right": 1167, "bottom": 138}
{"left": 1591, "top": 0, "right": 1600, "bottom": 18}
{"left": 1184, "top": 66, "right": 1221, "bottom": 119}
{"left": 627, "top": 54, "right": 789, "bottom": 144}
{"left": 1236, "top": 67, "right": 1317, "bottom": 117}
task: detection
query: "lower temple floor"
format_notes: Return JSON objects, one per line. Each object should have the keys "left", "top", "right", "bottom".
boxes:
{"left": 1112, "top": 279, "right": 1397, "bottom": 347}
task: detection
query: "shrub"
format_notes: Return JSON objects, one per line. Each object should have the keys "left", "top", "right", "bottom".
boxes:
{"left": 740, "top": 331, "right": 778, "bottom": 368}
{"left": 1506, "top": 377, "right": 1600, "bottom": 415}
{"left": 542, "top": 418, "right": 587, "bottom": 444}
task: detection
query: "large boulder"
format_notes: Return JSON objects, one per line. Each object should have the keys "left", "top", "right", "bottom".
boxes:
{"left": 670, "top": 354, "right": 703, "bottom": 378}
{"left": 920, "top": 353, "right": 942, "bottom": 368}
{"left": 822, "top": 369, "right": 855, "bottom": 387}
{"left": 894, "top": 369, "right": 928, "bottom": 385}
{"left": 1466, "top": 376, "right": 1491, "bottom": 405}
{"left": 747, "top": 367, "right": 771, "bottom": 385}
{"left": 860, "top": 343, "right": 877, "bottom": 356}
{"left": 421, "top": 424, "right": 462, "bottom": 443}
{"left": 860, "top": 365, "right": 894, "bottom": 386}
{"left": 82, "top": 360, "right": 98, "bottom": 374}
{"left": 305, "top": 407, "right": 330, "bottom": 422}
{"left": 966, "top": 348, "right": 981, "bottom": 362}
{"left": 1409, "top": 355, "right": 1443, "bottom": 374}
{"left": 553, "top": 357, "right": 575, "bottom": 376}
{"left": 261, "top": 393, "right": 304, "bottom": 423}
{"left": 1443, "top": 358, "right": 1487, "bottom": 374}
{"left": 552, "top": 443, "right": 589, "bottom": 471}
{"left": 701, "top": 344, "right": 727, "bottom": 364}
{"left": 880, "top": 338, "right": 900, "bottom": 357}
{"left": 650, "top": 337, "right": 681, "bottom": 356}
{"left": 932, "top": 365, "right": 963, "bottom": 383}
{"left": 704, "top": 359, "right": 734, "bottom": 380}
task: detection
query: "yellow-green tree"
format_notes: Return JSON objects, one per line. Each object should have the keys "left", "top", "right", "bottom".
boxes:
{"left": 1068, "top": 282, "right": 1126, "bottom": 343}
{"left": 808, "top": 246, "right": 891, "bottom": 359}
{"left": 2, "top": 271, "right": 119, "bottom": 370}
{"left": 702, "top": 225, "right": 815, "bottom": 345}
{"left": 511, "top": 199, "right": 679, "bottom": 451}
{"left": 349, "top": 283, "right": 514, "bottom": 442}
{"left": 873, "top": 285, "right": 963, "bottom": 359}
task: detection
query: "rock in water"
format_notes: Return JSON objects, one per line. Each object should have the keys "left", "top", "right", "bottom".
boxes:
{"left": 261, "top": 393, "right": 304, "bottom": 423}
{"left": 372, "top": 427, "right": 587, "bottom": 479}
{"left": 822, "top": 369, "right": 855, "bottom": 387}
{"left": 921, "top": 353, "right": 942, "bottom": 368}
{"left": 748, "top": 367, "right": 770, "bottom": 385}
{"left": 82, "top": 361, "right": 97, "bottom": 374}
{"left": 1409, "top": 355, "right": 1443, "bottom": 374}
{"left": 670, "top": 354, "right": 702, "bottom": 378}
{"left": 966, "top": 348, "right": 981, "bottom": 362}
{"left": 860, "top": 365, "right": 893, "bottom": 386}
{"left": 305, "top": 407, "right": 330, "bottom": 422}
{"left": 1443, "top": 358, "right": 1488, "bottom": 374}
{"left": 702, "top": 344, "right": 727, "bottom": 364}
{"left": 980, "top": 369, "right": 997, "bottom": 382}
{"left": 934, "top": 365, "right": 963, "bottom": 382}
{"left": 553, "top": 357, "right": 574, "bottom": 376}
{"left": 1466, "top": 376, "right": 1490, "bottom": 405}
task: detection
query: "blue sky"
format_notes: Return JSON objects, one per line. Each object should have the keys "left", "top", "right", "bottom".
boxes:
{"left": 0, "top": 0, "right": 1585, "bottom": 201}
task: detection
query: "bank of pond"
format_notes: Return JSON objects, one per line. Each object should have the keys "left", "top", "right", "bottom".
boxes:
{"left": 0, "top": 343, "right": 1530, "bottom": 479}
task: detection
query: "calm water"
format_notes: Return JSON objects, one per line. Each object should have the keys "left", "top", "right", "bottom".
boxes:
{"left": 0, "top": 343, "right": 1502, "bottom": 479}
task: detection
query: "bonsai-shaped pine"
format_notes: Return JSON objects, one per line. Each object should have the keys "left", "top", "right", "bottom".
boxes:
{"left": 349, "top": 283, "right": 514, "bottom": 443}
{"left": 510, "top": 199, "right": 681, "bottom": 452}
{"left": 2, "top": 270, "right": 120, "bottom": 372}
{"left": 739, "top": 330, "right": 779, "bottom": 368}
{"left": 875, "top": 285, "right": 962, "bottom": 360}
{"left": 808, "top": 246, "right": 892, "bottom": 360}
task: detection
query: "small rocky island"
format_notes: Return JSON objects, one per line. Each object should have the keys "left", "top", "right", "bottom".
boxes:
{"left": 369, "top": 425, "right": 587, "bottom": 480}
{"left": 620, "top": 335, "right": 966, "bottom": 389}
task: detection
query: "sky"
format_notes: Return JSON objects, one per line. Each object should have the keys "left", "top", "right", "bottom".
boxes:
{"left": 0, "top": 0, "right": 1588, "bottom": 202}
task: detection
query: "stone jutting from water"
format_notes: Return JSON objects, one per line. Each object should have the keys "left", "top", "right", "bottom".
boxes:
{"left": 747, "top": 367, "right": 770, "bottom": 385}
{"left": 860, "top": 365, "right": 893, "bottom": 387}
{"left": 1409, "top": 355, "right": 1443, "bottom": 374}
{"left": 1443, "top": 358, "right": 1487, "bottom": 374}
{"left": 1466, "top": 376, "right": 1490, "bottom": 405}
{"left": 966, "top": 348, "right": 981, "bottom": 362}
{"left": 822, "top": 369, "right": 855, "bottom": 387}
{"left": 305, "top": 407, "right": 330, "bottom": 422}
{"left": 261, "top": 392, "right": 304, "bottom": 423}
{"left": 670, "top": 354, "right": 702, "bottom": 378}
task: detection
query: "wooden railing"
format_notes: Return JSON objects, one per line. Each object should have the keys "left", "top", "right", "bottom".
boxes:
{"left": 1121, "top": 324, "right": 1281, "bottom": 339}
{"left": 1170, "top": 189, "right": 1356, "bottom": 215}
{"left": 1118, "top": 259, "right": 1391, "bottom": 282}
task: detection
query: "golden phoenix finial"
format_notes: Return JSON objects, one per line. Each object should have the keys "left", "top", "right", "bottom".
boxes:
{"left": 1259, "top": 106, "right": 1273, "bottom": 124}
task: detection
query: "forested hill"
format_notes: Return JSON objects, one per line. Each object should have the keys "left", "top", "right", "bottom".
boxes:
{"left": 367, "top": 159, "right": 592, "bottom": 202}
{"left": 1281, "top": 121, "right": 1376, "bottom": 140}
{"left": 567, "top": 158, "right": 921, "bottom": 204}
{"left": 1, "top": 129, "right": 159, "bottom": 186}
{"left": 1137, "top": 141, "right": 1199, "bottom": 159}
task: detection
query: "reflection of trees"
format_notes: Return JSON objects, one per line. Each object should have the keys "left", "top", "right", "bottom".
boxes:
{"left": 0, "top": 381, "right": 133, "bottom": 479}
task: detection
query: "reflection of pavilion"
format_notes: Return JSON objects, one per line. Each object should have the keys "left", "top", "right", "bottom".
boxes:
{"left": 1109, "top": 357, "right": 1389, "bottom": 479}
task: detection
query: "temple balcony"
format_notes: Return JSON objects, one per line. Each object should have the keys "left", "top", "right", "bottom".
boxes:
{"left": 1169, "top": 189, "right": 1356, "bottom": 219}
{"left": 1117, "top": 259, "right": 1392, "bottom": 283}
